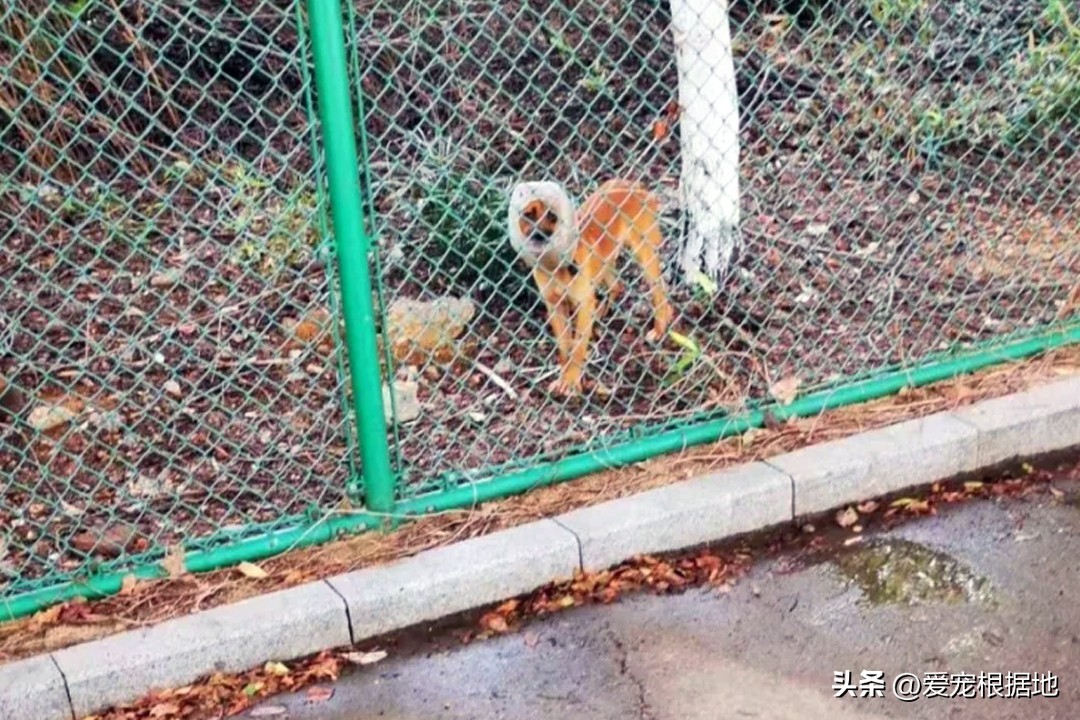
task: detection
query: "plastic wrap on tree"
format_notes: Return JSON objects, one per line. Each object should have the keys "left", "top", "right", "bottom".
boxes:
{"left": 670, "top": 0, "right": 741, "bottom": 287}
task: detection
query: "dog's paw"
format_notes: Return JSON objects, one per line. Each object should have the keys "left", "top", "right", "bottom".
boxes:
{"left": 547, "top": 376, "right": 582, "bottom": 397}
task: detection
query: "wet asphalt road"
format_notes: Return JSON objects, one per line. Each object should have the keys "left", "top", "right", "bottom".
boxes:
{"left": 249, "top": 457, "right": 1080, "bottom": 720}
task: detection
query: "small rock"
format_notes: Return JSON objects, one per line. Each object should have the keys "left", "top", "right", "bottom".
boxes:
{"left": 386, "top": 243, "right": 406, "bottom": 265}
{"left": 383, "top": 380, "right": 421, "bottom": 424}
{"left": 149, "top": 269, "right": 182, "bottom": 289}
{"left": 61, "top": 502, "right": 85, "bottom": 518}
{"left": 386, "top": 296, "right": 476, "bottom": 364}
{"left": 28, "top": 405, "right": 77, "bottom": 432}
{"left": 163, "top": 380, "right": 182, "bottom": 399}
{"left": 805, "top": 223, "right": 829, "bottom": 237}
{"left": 127, "top": 473, "right": 174, "bottom": 500}
{"left": 88, "top": 410, "right": 123, "bottom": 432}
{"left": 835, "top": 506, "right": 859, "bottom": 529}
{"left": 35, "top": 182, "right": 61, "bottom": 203}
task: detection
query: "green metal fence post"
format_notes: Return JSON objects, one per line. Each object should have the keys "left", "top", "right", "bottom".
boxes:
{"left": 306, "top": 0, "right": 396, "bottom": 513}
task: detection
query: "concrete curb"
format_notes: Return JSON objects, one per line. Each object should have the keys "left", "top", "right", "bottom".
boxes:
{"left": 2, "top": 374, "right": 1078, "bottom": 720}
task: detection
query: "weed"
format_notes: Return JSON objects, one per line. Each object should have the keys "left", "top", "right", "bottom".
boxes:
{"left": 416, "top": 171, "right": 535, "bottom": 306}
{"left": 211, "top": 161, "right": 321, "bottom": 275}
{"left": 578, "top": 58, "right": 611, "bottom": 95}
{"left": 1005, "top": 2, "right": 1080, "bottom": 142}
{"left": 864, "top": 0, "right": 926, "bottom": 31}
{"left": 408, "top": 132, "right": 536, "bottom": 307}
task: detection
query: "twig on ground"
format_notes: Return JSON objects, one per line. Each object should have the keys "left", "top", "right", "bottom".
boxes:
{"left": 472, "top": 359, "right": 519, "bottom": 400}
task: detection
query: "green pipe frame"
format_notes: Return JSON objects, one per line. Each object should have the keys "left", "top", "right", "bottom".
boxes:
{"left": 4, "top": 322, "right": 1078, "bottom": 622}
{"left": 306, "top": 0, "right": 395, "bottom": 512}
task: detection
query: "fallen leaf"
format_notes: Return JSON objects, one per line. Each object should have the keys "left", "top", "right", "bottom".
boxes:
{"left": 119, "top": 574, "right": 139, "bottom": 595}
{"left": 856, "top": 500, "right": 879, "bottom": 514}
{"left": 27, "top": 404, "right": 77, "bottom": 432}
{"left": 29, "top": 604, "right": 63, "bottom": 629}
{"left": 148, "top": 702, "right": 180, "bottom": 718}
{"left": 835, "top": 506, "right": 858, "bottom": 528}
{"left": 890, "top": 497, "right": 917, "bottom": 508}
{"left": 343, "top": 649, "right": 387, "bottom": 666}
{"left": 161, "top": 545, "right": 186, "bottom": 578}
{"left": 264, "top": 661, "right": 290, "bottom": 677}
{"left": 249, "top": 706, "right": 287, "bottom": 717}
{"left": 495, "top": 598, "right": 520, "bottom": 615}
{"left": 72, "top": 524, "right": 142, "bottom": 558}
{"left": 1049, "top": 486, "right": 1065, "bottom": 499}
{"left": 651, "top": 118, "right": 669, "bottom": 141}
{"left": 769, "top": 375, "right": 801, "bottom": 406}
{"left": 150, "top": 269, "right": 182, "bottom": 288}
{"left": 243, "top": 682, "right": 265, "bottom": 697}
{"left": 963, "top": 481, "right": 984, "bottom": 492}
{"left": 288, "top": 308, "right": 333, "bottom": 344}
{"left": 307, "top": 685, "right": 334, "bottom": 703}
{"left": 238, "top": 561, "right": 269, "bottom": 580}
{"left": 480, "top": 612, "right": 509, "bottom": 633}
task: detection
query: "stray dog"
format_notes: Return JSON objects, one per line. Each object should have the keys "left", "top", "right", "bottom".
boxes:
{"left": 507, "top": 179, "right": 674, "bottom": 396}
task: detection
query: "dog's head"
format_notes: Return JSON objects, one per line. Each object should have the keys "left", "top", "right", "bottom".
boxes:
{"left": 519, "top": 199, "right": 560, "bottom": 245}
{"left": 508, "top": 181, "right": 576, "bottom": 267}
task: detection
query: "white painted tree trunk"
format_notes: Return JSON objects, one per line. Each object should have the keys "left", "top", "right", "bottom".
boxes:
{"left": 669, "top": 0, "right": 741, "bottom": 286}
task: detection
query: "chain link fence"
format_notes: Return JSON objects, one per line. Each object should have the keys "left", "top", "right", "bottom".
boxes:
{"left": 2, "top": 0, "right": 1079, "bottom": 614}
{"left": 0, "top": 1, "right": 360, "bottom": 609}
{"left": 365, "top": 0, "right": 1079, "bottom": 496}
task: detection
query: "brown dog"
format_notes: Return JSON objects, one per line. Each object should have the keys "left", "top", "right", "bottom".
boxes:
{"left": 508, "top": 179, "right": 674, "bottom": 396}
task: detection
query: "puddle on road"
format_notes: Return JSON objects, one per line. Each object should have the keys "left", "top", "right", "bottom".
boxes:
{"left": 828, "top": 539, "right": 996, "bottom": 608}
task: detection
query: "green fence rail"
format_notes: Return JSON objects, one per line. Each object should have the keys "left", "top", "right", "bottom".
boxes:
{"left": 1, "top": 0, "right": 1078, "bottom": 621}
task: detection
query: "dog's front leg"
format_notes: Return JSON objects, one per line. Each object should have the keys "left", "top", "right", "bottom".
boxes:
{"left": 550, "top": 275, "right": 597, "bottom": 397}
{"left": 536, "top": 268, "right": 573, "bottom": 368}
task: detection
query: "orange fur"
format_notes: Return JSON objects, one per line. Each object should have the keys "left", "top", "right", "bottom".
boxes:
{"left": 521, "top": 179, "right": 674, "bottom": 396}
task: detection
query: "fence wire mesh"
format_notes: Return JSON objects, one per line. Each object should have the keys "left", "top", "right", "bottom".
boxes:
{"left": 1, "top": 0, "right": 1078, "bottom": 610}
{"left": 0, "top": 1, "right": 360, "bottom": 604}
{"left": 361, "top": 0, "right": 1079, "bottom": 495}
